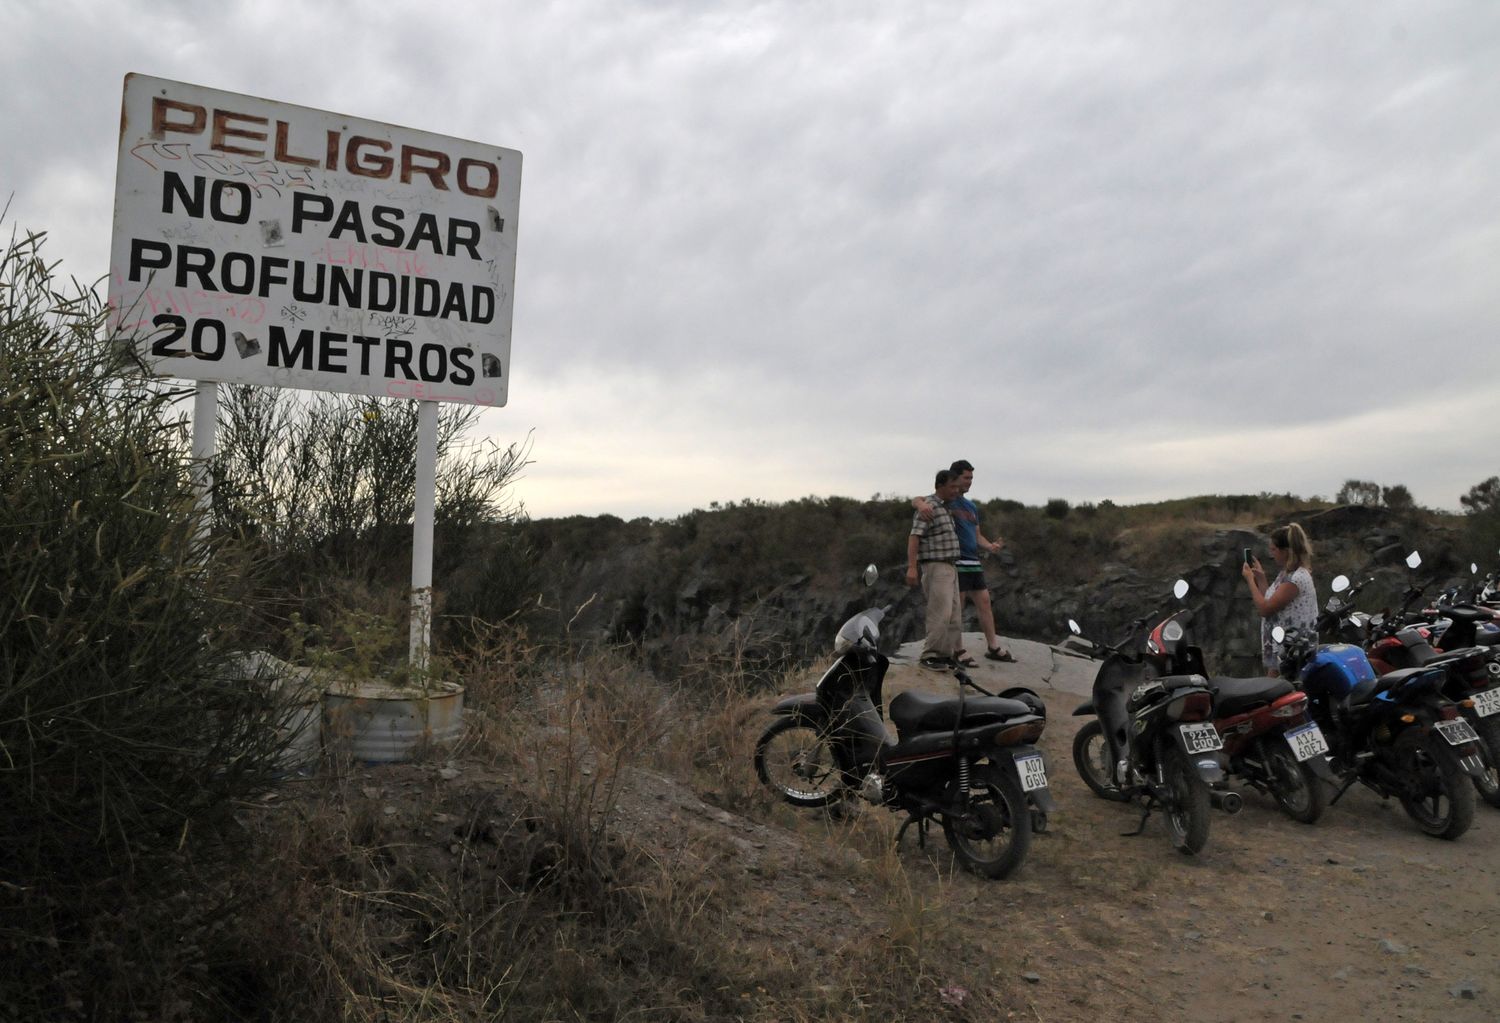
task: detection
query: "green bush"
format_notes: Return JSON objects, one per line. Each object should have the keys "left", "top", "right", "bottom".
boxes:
{"left": 1, "top": 229, "right": 293, "bottom": 1015}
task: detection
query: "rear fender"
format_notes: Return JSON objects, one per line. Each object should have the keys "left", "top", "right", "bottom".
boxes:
{"left": 1167, "top": 733, "right": 1228, "bottom": 785}
{"left": 1424, "top": 730, "right": 1486, "bottom": 779}
{"left": 1071, "top": 701, "right": 1096, "bottom": 717}
{"left": 1306, "top": 754, "right": 1339, "bottom": 783}
{"left": 999, "top": 686, "right": 1047, "bottom": 717}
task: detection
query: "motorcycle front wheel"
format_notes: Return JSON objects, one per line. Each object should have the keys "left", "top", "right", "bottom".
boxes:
{"left": 1160, "top": 743, "right": 1211, "bottom": 855}
{"left": 1470, "top": 717, "right": 1500, "bottom": 810}
{"left": 1394, "top": 728, "right": 1475, "bottom": 840}
{"left": 753, "top": 718, "right": 844, "bottom": 807}
{"left": 1262, "top": 738, "right": 1326, "bottom": 825}
{"left": 940, "top": 762, "right": 1032, "bottom": 879}
{"left": 1072, "top": 720, "right": 1129, "bottom": 802}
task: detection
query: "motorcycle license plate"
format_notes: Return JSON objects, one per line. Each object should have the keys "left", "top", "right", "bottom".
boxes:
{"left": 1434, "top": 719, "right": 1480, "bottom": 746}
{"left": 1014, "top": 753, "right": 1049, "bottom": 793}
{"left": 1472, "top": 689, "right": 1500, "bottom": 718}
{"left": 1178, "top": 721, "right": 1223, "bottom": 754}
{"left": 1285, "top": 722, "right": 1329, "bottom": 762}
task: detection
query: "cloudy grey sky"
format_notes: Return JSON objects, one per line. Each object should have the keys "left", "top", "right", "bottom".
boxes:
{"left": 4, "top": 1, "right": 1498, "bottom": 519}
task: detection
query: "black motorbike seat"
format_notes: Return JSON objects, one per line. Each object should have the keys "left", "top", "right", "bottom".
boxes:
{"left": 888, "top": 690, "right": 1032, "bottom": 733}
{"left": 1207, "top": 676, "right": 1293, "bottom": 718}
{"left": 1438, "top": 605, "right": 1494, "bottom": 623}
{"left": 1347, "top": 665, "right": 1433, "bottom": 710}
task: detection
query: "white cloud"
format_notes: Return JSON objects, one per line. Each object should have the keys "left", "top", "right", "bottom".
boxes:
{"left": 4, "top": 0, "right": 1498, "bottom": 518}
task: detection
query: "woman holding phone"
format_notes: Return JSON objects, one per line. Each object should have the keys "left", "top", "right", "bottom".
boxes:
{"left": 1242, "top": 523, "right": 1317, "bottom": 677}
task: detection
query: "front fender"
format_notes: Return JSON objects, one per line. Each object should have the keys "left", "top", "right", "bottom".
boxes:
{"left": 769, "top": 692, "right": 827, "bottom": 729}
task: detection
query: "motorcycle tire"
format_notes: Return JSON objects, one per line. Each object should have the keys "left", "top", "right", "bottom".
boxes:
{"left": 1262, "top": 738, "right": 1326, "bottom": 825}
{"left": 753, "top": 718, "right": 845, "bottom": 808}
{"left": 940, "top": 762, "right": 1032, "bottom": 880}
{"left": 1072, "top": 720, "right": 1129, "bottom": 802}
{"left": 1471, "top": 717, "right": 1500, "bottom": 810}
{"left": 1160, "top": 743, "right": 1211, "bottom": 856}
{"left": 1393, "top": 728, "right": 1475, "bottom": 840}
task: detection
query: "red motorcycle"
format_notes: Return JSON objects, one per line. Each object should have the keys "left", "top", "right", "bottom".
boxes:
{"left": 1073, "top": 580, "right": 1334, "bottom": 824}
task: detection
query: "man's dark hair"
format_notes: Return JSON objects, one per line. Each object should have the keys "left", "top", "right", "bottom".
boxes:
{"left": 934, "top": 468, "right": 952, "bottom": 489}
{"left": 949, "top": 459, "right": 974, "bottom": 474}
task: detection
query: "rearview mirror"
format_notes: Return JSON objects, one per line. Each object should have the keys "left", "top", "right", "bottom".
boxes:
{"left": 1271, "top": 625, "right": 1286, "bottom": 643}
{"left": 1173, "top": 579, "right": 1189, "bottom": 600}
{"left": 862, "top": 563, "right": 879, "bottom": 587}
{"left": 1406, "top": 550, "right": 1422, "bottom": 570}
{"left": 1472, "top": 563, "right": 1479, "bottom": 575}
{"left": 1331, "top": 575, "right": 1350, "bottom": 594}
{"left": 1068, "top": 619, "right": 1082, "bottom": 635}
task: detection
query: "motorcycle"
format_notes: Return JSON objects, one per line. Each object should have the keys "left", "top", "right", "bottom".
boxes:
{"left": 1274, "top": 621, "right": 1486, "bottom": 839}
{"left": 753, "top": 565, "right": 1057, "bottom": 879}
{"left": 1064, "top": 592, "right": 1239, "bottom": 856}
{"left": 1319, "top": 554, "right": 1500, "bottom": 809}
{"left": 1133, "top": 580, "right": 1334, "bottom": 824}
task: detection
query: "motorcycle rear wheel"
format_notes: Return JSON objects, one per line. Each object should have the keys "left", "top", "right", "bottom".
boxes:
{"left": 754, "top": 718, "right": 844, "bottom": 808}
{"left": 1471, "top": 717, "right": 1500, "bottom": 810}
{"left": 1394, "top": 728, "right": 1475, "bottom": 840}
{"left": 1072, "top": 720, "right": 1129, "bottom": 802}
{"left": 941, "top": 762, "right": 1032, "bottom": 879}
{"left": 1160, "top": 744, "right": 1211, "bottom": 855}
{"left": 1262, "top": 739, "right": 1326, "bottom": 825}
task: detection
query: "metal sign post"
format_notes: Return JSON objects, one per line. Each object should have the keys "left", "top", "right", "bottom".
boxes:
{"left": 409, "top": 400, "right": 438, "bottom": 672}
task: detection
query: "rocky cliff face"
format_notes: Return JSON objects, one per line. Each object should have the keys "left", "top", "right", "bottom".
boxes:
{"left": 521, "top": 502, "right": 1469, "bottom": 682}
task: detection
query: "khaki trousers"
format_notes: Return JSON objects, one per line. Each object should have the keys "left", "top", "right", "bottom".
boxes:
{"left": 920, "top": 560, "right": 961, "bottom": 660}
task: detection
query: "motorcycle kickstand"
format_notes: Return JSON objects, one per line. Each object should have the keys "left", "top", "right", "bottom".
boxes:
{"left": 1327, "top": 771, "right": 1360, "bottom": 808}
{"left": 894, "top": 813, "right": 930, "bottom": 850}
{"left": 1122, "top": 799, "right": 1154, "bottom": 837}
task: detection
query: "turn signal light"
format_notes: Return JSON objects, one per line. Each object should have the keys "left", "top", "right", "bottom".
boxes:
{"left": 994, "top": 721, "right": 1045, "bottom": 746}
{"left": 1399, "top": 713, "right": 1417, "bottom": 724}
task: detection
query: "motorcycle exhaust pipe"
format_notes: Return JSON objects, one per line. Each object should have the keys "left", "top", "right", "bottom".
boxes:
{"left": 1210, "top": 789, "right": 1243, "bottom": 815}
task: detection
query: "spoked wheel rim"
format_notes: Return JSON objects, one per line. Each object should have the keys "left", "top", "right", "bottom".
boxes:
{"left": 1265, "top": 743, "right": 1317, "bottom": 819}
{"left": 941, "top": 766, "right": 1031, "bottom": 879}
{"left": 754, "top": 720, "right": 844, "bottom": 805}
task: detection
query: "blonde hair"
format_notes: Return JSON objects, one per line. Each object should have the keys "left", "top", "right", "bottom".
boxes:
{"left": 1271, "top": 523, "right": 1312, "bottom": 572}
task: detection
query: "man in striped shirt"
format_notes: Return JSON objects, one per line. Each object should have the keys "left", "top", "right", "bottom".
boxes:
{"left": 906, "top": 469, "right": 964, "bottom": 669}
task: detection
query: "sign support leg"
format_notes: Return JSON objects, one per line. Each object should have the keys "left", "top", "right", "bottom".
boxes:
{"left": 191, "top": 381, "right": 218, "bottom": 544}
{"left": 410, "top": 400, "right": 438, "bottom": 674}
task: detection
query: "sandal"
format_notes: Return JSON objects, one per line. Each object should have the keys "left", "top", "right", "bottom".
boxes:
{"left": 956, "top": 655, "right": 979, "bottom": 668}
{"left": 984, "top": 647, "right": 1016, "bottom": 663}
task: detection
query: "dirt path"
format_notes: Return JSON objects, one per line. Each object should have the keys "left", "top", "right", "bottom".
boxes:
{"left": 876, "top": 632, "right": 1499, "bottom": 1022}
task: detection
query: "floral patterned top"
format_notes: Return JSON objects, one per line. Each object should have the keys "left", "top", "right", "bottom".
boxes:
{"left": 1261, "top": 566, "right": 1317, "bottom": 669}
